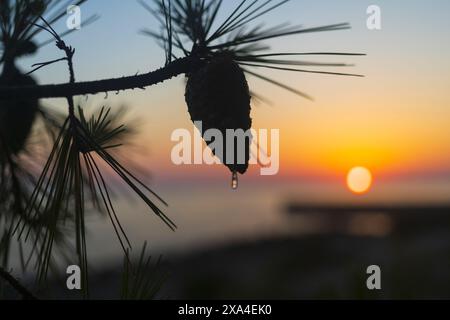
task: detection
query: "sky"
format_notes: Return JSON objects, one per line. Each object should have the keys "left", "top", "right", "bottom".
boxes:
{"left": 18, "top": 0, "right": 450, "bottom": 189}
{"left": 6, "top": 0, "right": 450, "bottom": 268}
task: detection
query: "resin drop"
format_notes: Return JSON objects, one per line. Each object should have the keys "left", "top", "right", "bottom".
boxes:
{"left": 231, "top": 171, "right": 238, "bottom": 190}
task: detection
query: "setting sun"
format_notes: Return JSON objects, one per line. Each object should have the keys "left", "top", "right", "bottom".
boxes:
{"left": 346, "top": 167, "right": 373, "bottom": 194}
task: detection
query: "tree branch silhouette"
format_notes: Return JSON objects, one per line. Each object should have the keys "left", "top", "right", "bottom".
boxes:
{"left": 0, "top": 57, "right": 192, "bottom": 100}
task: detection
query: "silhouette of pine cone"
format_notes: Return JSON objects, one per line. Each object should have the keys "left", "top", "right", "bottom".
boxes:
{"left": 185, "top": 53, "right": 252, "bottom": 174}
{"left": 0, "top": 67, "right": 38, "bottom": 155}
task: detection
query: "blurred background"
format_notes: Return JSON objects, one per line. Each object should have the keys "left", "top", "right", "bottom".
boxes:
{"left": 5, "top": 0, "right": 450, "bottom": 299}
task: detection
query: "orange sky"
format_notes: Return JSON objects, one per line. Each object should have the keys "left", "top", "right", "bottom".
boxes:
{"left": 26, "top": 1, "right": 450, "bottom": 186}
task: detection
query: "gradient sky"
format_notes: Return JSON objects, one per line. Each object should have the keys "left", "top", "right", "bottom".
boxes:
{"left": 19, "top": 0, "right": 450, "bottom": 186}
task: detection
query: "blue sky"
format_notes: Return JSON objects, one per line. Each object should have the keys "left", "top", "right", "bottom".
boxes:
{"left": 24, "top": 0, "right": 450, "bottom": 84}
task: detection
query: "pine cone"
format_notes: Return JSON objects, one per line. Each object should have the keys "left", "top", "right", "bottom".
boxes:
{"left": 0, "top": 67, "right": 38, "bottom": 155}
{"left": 185, "top": 53, "right": 252, "bottom": 174}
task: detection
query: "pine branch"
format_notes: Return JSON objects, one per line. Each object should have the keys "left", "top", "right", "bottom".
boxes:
{"left": 0, "top": 267, "right": 38, "bottom": 300}
{"left": 0, "top": 57, "right": 192, "bottom": 100}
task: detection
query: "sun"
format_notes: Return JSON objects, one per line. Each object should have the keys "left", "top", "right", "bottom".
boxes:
{"left": 346, "top": 167, "right": 373, "bottom": 194}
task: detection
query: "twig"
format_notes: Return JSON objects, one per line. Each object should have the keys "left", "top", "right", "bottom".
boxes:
{"left": 0, "top": 267, "right": 38, "bottom": 300}
{"left": 0, "top": 57, "right": 193, "bottom": 101}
